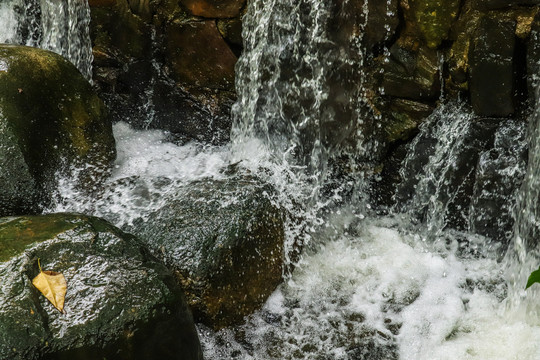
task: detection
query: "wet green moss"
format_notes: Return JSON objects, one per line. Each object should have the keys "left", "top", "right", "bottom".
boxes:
{"left": 411, "top": 0, "right": 461, "bottom": 48}
{"left": 0, "top": 214, "right": 82, "bottom": 262}
{"left": 0, "top": 45, "right": 115, "bottom": 214}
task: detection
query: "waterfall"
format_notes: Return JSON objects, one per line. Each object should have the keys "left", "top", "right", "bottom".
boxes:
{"left": 394, "top": 102, "right": 475, "bottom": 237}
{"left": 231, "top": 0, "right": 369, "bottom": 190}
{"left": 8, "top": 0, "right": 540, "bottom": 357}
{"left": 512, "top": 96, "right": 540, "bottom": 263}
{"left": 0, "top": 0, "right": 93, "bottom": 79}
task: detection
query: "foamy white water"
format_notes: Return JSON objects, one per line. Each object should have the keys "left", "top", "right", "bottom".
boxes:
{"left": 199, "top": 214, "right": 540, "bottom": 359}
{"left": 45, "top": 116, "right": 540, "bottom": 360}
{"left": 51, "top": 122, "right": 231, "bottom": 226}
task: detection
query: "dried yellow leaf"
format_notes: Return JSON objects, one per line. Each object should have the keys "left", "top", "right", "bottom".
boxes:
{"left": 32, "top": 259, "right": 66, "bottom": 313}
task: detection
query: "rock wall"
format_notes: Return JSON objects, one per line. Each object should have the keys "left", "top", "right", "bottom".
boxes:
{"left": 88, "top": 0, "right": 245, "bottom": 144}
{"left": 87, "top": 0, "right": 540, "bottom": 155}
{"left": 364, "top": 0, "right": 540, "bottom": 148}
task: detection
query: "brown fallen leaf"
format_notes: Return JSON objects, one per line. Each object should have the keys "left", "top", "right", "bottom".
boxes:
{"left": 32, "top": 259, "right": 67, "bottom": 313}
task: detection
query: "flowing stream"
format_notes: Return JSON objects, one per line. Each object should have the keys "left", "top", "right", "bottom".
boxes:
{"left": 5, "top": 0, "right": 540, "bottom": 358}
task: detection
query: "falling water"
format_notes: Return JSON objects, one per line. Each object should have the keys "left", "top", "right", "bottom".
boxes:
{"left": 14, "top": 0, "right": 540, "bottom": 358}
{"left": 231, "top": 0, "right": 369, "bottom": 190}
{"left": 394, "top": 103, "right": 475, "bottom": 237}
{"left": 504, "top": 83, "right": 540, "bottom": 321}
{"left": 0, "top": 0, "right": 93, "bottom": 79}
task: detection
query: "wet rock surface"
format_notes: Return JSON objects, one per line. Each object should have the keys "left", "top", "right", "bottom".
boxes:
{"left": 164, "top": 20, "right": 237, "bottom": 90}
{"left": 0, "top": 45, "right": 115, "bottom": 216}
{"left": 380, "top": 43, "right": 440, "bottom": 101}
{"left": 395, "top": 116, "right": 501, "bottom": 229}
{"left": 410, "top": 0, "right": 461, "bottom": 48}
{"left": 127, "top": 174, "right": 286, "bottom": 329}
{"left": 469, "top": 16, "right": 517, "bottom": 117}
{"left": 0, "top": 213, "right": 202, "bottom": 360}
{"left": 470, "top": 120, "right": 528, "bottom": 246}
{"left": 89, "top": 0, "right": 238, "bottom": 144}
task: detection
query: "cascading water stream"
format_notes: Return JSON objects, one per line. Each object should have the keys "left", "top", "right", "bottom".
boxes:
{"left": 0, "top": 0, "right": 93, "bottom": 79}
{"left": 9, "top": 0, "right": 540, "bottom": 358}
{"left": 231, "top": 0, "right": 370, "bottom": 201}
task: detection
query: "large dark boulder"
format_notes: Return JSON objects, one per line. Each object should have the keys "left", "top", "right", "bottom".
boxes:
{"left": 126, "top": 174, "right": 286, "bottom": 329}
{"left": 469, "top": 16, "right": 516, "bottom": 117}
{"left": 0, "top": 45, "right": 115, "bottom": 216}
{"left": 0, "top": 213, "right": 202, "bottom": 360}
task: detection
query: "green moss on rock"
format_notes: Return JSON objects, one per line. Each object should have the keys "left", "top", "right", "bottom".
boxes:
{"left": 410, "top": 0, "right": 461, "bottom": 48}
{"left": 0, "top": 213, "right": 202, "bottom": 360}
{"left": 0, "top": 215, "right": 78, "bottom": 262}
{"left": 0, "top": 45, "right": 115, "bottom": 214}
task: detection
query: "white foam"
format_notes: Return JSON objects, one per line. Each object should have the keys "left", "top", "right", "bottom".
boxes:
{"left": 200, "top": 214, "right": 540, "bottom": 359}
{"left": 50, "top": 122, "right": 231, "bottom": 226}
{"left": 112, "top": 122, "right": 230, "bottom": 181}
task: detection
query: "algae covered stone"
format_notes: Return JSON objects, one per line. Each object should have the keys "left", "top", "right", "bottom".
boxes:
{"left": 0, "top": 45, "right": 115, "bottom": 214}
{"left": 410, "top": 0, "right": 461, "bottom": 48}
{"left": 0, "top": 213, "right": 202, "bottom": 360}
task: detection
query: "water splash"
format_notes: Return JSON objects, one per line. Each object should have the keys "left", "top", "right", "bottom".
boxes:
{"left": 0, "top": 0, "right": 93, "bottom": 79}
{"left": 50, "top": 122, "right": 231, "bottom": 227}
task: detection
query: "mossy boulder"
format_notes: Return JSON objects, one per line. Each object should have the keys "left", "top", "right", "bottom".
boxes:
{"left": 409, "top": 0, "right": 461, "bottom": 49}
{"left": 127, "top": 174, "right": 286, "bottom": 329}
{"left": 0, "top": 213, "right": 202, "bottom": 360}
{"left": 0, "top": 45, "right": 115, "bottom": 215}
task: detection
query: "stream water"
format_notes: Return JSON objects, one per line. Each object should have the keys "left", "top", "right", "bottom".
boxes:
{"left": 4, "top": 0, "right": 540, "bottom": 359}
